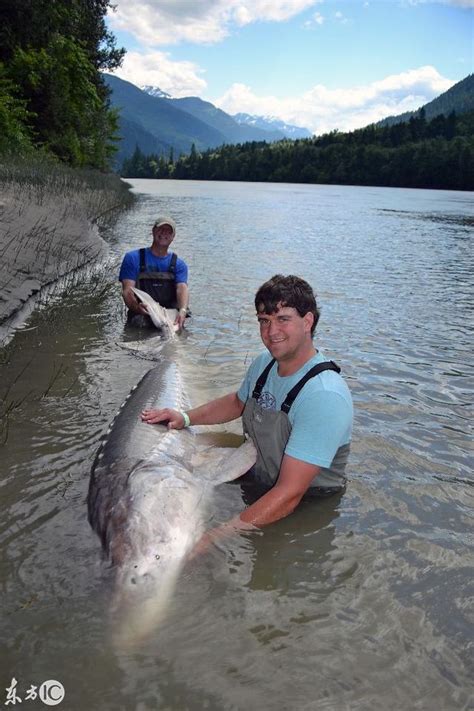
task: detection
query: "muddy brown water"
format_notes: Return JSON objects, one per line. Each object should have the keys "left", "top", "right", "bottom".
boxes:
{"left": 1, "top": 180, "right": 473, "bottom": 710}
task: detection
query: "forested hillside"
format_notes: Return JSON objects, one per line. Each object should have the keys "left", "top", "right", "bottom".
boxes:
{"left": 378, "top": 74, "right": 474, "bottom": 128}
{"left": 123, "top": 109, "right": 474, "bottom": 191}
{"left": 0, "top": 0, "right": 124, "bottom": 169}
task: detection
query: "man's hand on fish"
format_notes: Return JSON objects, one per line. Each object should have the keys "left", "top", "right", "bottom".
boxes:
{"left": 174, "top": 309, "right": 187, "bottom": 331}
{"left": 141, "top": 407, "right": 185, "bottom": 428}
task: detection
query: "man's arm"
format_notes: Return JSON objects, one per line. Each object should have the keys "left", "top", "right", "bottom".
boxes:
{"left": 175, "top": 282, "right": 189, "bottom": 330}
{"left": 191, "top": 454, "right": 320, "bottom": 555}
{"left": 141, "top": 392, "right": 245, "bottom": 428}
{"left": 238, "top": 454, "right": 319, "bottom": 525}
{"left": 121, "top": 278, "right": 149, "bottom": 315}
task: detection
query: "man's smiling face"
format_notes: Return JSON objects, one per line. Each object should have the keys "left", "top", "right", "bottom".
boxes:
{"left": 257, "top": 302, "right": 314, "bottom": 364}
{"left": 152, "top": 223, "right": 174, "bottom": 248}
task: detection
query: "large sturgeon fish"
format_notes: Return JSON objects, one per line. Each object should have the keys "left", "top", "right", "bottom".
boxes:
{"left": 87, "top": 355, "right": 256, "bottom": 640}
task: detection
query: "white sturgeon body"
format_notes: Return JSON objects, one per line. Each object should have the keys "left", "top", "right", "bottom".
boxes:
{"left": 87, "top": 358, "right": 256, "bottom": 641}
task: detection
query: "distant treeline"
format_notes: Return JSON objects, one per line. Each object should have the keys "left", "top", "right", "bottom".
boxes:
{"left": 122, "top": 109, "right": 474, "bottom": 191}
{"left": 0, "top": 1, "right": 124, "bottom": 169}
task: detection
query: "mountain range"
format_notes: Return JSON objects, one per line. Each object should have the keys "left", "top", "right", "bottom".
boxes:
{"left": 105, "top": 73, "right": 473, "bottom": 169}
{"left": 232, "top": 113, "right": 311, "bottom": 139}
{"left": 103, "top": 74, "right": 312, "bottom": 167}
{"left": 137, "top": 85, "right": 313, "bottom": 141}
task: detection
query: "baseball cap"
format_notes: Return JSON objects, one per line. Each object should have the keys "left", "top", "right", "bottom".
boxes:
{"left": 153, "top": 216, "right": 176, "bottom": 237}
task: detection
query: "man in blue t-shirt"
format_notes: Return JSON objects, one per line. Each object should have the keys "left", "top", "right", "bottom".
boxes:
{"left": 141, "top": 274, "right": 353, "bottom": 549}
{"left": 119, "top": 215, "right": 189, "bottom": 330}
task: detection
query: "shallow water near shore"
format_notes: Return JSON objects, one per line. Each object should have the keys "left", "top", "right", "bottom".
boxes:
{"left": 1, "top": 180, "right": 473, "bottom": 710}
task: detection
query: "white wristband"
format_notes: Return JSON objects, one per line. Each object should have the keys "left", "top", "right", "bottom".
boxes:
{"left": 180, "top": 411, "right": 191, "bottom": 428}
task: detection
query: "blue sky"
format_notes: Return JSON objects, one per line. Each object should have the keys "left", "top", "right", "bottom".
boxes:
{"left": 107, "top": 0, "right": 473, "bottom": 134}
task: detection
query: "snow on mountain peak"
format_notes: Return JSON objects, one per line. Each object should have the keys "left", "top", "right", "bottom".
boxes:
{"left": 141, "top": 85, "right": 172, "bottom": 99}
{"left": 232, "top": 113, "right": 312, "bottom": 139}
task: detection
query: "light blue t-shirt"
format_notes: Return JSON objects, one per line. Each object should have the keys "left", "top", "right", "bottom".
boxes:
{"left": 118, "top": 249, "right": 188, "bottom": 284}
{"left": 238, "top": 349, "right": 353, "bottom": 469}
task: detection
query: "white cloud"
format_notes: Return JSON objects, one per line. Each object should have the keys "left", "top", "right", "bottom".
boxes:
{"left": 111, "top": 51, "right": 207, "bottom": 97}
{"left": 109, "top": 0, "right": 322, "bottom": 45}
{"left": 334, "top": 10, "right": 350, "bottom": 23}
{"left": 406, "top": 0, "right": 474, "bottom": 6}
{"left": 213, "top": 66, "right": 455, "bottom": 134}
{"left": 304, "top": 10, "right": 325, "bottom": 27}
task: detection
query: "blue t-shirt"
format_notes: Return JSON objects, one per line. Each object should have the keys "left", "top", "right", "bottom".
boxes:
{"left": 118, "top": 249, "right": 188, "bottom": 284}
{"left": 238, "top": 350, "right": 353, "bottom": 469}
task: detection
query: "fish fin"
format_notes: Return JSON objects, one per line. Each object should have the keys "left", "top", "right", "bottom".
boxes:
{"left": 193, "top": 439, "right": 257, "bottom": 486}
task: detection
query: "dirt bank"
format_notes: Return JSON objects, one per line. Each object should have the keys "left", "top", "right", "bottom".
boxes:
{"left": 0, "top": 164, "right": 133, "bottom": 343}
{"left": 0, "top": 189, "right": 105, "bottom": 325}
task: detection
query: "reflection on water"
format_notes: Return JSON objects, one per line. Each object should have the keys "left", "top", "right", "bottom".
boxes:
{"left": 1, "top": 181, "right": 473, "bottom": 710}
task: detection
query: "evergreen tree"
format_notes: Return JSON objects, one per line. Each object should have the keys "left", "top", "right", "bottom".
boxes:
{"left": 0, "top": 0, "right": 124, "bottom": 168}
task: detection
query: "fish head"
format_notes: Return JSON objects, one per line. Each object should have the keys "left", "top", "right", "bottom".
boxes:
{"left": 111, "top": 464, "right": 206, "bottom": 644}
{"left": 112, "top": 520, "right": 201, "bottom": 647}
{"left": 118, "top": 523, "right": 198, "bottom": 588}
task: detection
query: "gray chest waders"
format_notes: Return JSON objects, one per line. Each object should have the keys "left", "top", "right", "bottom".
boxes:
{"left": 242, "top": 359, "right": 350, "bottom": 493}
{"left": 137, "top": 249, "right": 178, "bottom": 309}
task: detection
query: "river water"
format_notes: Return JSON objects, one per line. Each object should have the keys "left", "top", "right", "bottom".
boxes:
{"left": 1, "top": 180, "right": 473, "bottom": 710}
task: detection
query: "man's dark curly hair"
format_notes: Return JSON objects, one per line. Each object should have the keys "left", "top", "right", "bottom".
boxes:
{"left": 255, "top": 274, "right": 320, "bottom": 336}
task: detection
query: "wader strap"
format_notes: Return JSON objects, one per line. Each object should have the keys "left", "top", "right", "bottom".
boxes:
{"left": 251, "top": 359, "right": 276, "bottom": 400}
{"left": 169, "top": 252, "right": 177, "bottom": 273}
{"left": 281, "top": 361, "right": 341, "bottom": 414}
{"left": 139, "top": 250, "right": 178, "bottom": 274}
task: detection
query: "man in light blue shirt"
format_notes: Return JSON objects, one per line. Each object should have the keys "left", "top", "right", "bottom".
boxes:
{"left": 238, "top": 347, "right": 352, "bottom": 492}
{"left": 142, "top": 274, "right": 353, "bottom": 544}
